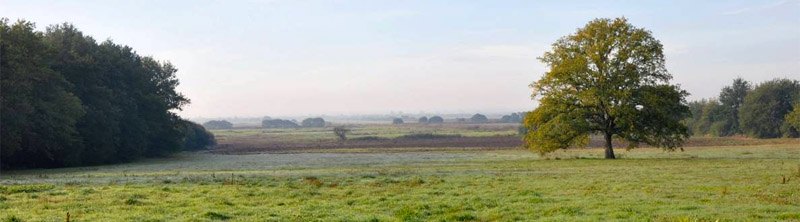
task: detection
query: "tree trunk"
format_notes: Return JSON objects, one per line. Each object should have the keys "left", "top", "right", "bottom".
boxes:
{"left": 604, "top": 132, "right": 615, "bottom": 159}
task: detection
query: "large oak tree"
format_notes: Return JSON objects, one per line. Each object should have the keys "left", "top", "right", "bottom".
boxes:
{"left": 523, "top": 18, "right": 690, "bottom": 159}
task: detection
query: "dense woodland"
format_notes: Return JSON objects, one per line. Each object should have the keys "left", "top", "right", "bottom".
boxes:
{"left": 685, "top": 78, "right": 800, "bottom": 138}
{"left": 0, "top": 19, "right": 215, "bottom": 169}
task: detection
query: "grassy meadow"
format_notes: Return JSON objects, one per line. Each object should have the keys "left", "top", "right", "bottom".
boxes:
{"left": 1, "top": 124, "right": 799, "bottom": 221}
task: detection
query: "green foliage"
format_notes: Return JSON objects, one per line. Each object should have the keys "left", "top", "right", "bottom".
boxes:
{"left": 392, "top": 118, "right": 404, "bottom": 124}
{"left": 739, "top": 78, "right": 800, "bottom": 138}
{"left": 470, "top": 113, "right": 488, "bottom": 123}
{"left": 203, "top": 120, "right": 233, "bottom": 129}
{"left": 301, "top": 117, "right": 325, "bottom": 127}
{"left": 0, "top": 19, "right": 199, "bottom": 168}
{"left": 181, "top": 120, "right": 217, "bottom": 150}
{"left": 685, "top": 78, "right": 752, "bottom": 137}
{"left": 0, "top": 19, "right": 86, "bottom": 168}
{"left": 717, "top": 77, "right": 751, "bottom": 136}
{"left": 524, "top": 18, "right": 690, "bottom": 158}
{"left": 785, "top": 99, "right": 800, "bottom": 131}
{"left": 418, "top": 116, "right": 428, "bottom": 123}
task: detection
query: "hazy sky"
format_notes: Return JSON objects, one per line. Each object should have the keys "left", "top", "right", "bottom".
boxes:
{"left": 2, "top": 0, "right": 799, "bottom": 118}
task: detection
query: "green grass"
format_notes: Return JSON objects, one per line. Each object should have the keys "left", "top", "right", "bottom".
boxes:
{"left": 1, "top": 144, "right": 798, "bottom": 221}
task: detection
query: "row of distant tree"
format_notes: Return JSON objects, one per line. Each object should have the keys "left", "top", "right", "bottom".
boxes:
{"left": 411, "top": 113, "right": 524, "bottom": 124}
{"left": 0, "top": 20, "right": 216, "bottom": 169}
{"left": 203, "top": 117, "right": 327, "bottom": 129}
{"left": 685, "top": 78, "right": 800, "bottom": 138}
{"left": 205, "top": 113, "right": 526, "bottom": 129}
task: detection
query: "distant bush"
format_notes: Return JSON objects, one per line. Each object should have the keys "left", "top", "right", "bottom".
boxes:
{"left": 428, "top": 116, "right": 444, "bottom": 124}
{"left": 203, "top": 120, "right": 233, "bottom": 130}
{"left": 418, "top": 116, "right": 428, "bottom": 123}
{"left": 501, "top": 112, "right": 523, "bottom": 123}
{"left": 333, "top": 127, "right": 351, "bottom": 140}
{"left": 397, "top": 133, "right": 462, "bottom": 140}
{"left": 301, "top": 117, "right": 326, "bottom": 127}
{"left": 180, "top": 120, "right": 216, "bottom": 151}
{"left": 262, "top": 119, "right": 299, "bottom": 128}
{"left": 471, "top": 114, "right": 488, "bottom": 123}
{"left": 392, "top": 118, "right": 404, "bottom": 124}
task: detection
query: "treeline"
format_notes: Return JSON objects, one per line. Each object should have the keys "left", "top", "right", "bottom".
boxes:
{"left": 685, "top": 77, "right": 800, "bottom": 138}
{"left": 0, "top": 19, "right": 215, "bottom": 169}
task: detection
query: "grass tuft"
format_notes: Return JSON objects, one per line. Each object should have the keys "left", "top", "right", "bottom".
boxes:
{"left": 203, "top": 211, "right": 232, "bottom": 220}
{"left": 0, "top": 184, "right": 54, "bottom": 194}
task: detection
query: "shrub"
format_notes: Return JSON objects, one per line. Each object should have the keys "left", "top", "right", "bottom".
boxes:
{"left": 428, "top": 116, "right": 444, "bottom": 124}
{"left": 301, "top": 117, "right": 325, "bottom": 127}
{"left": 333, "top": 127, "right": 351, "bottom": 140}
{"left": 262, "top": 119, "right": 299, "bottom": 128}
{"left": 203, "top": 120, "right": 233, "bottom": 129}
{"left": 470, "top": 113, "right": 488, "bottom": 123}
{"left": 180, "top": 120, "right": 216, "bottom": 150}
{"left": 501, "top": 112, "right": 523, "bottom": 123}
{"left": 392, "top": 118, "right": 404, "bottom": 124}
{"left": 418, "top": 116, "right": 428, "bottom": 123}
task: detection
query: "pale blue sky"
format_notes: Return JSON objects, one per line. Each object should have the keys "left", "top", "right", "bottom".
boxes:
{"left": 2, "top": 0, "right": 798, "bottom": 117}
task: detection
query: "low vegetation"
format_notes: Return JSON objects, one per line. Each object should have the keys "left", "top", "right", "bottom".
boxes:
{"left": 262, "top": 119, "right": 300, "bottom": 128}
{"left": 301, "top": 118, "right": 326, "bottom": 127}
{"left": 203, "top": 120, "right": 234, "bottom": 130}
{"left": 1, "top": 145, "right": 798, "bottom": 221}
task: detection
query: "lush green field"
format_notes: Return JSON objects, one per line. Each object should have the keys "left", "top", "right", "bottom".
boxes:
{"left": 1, "top": 144, "right": 799, "bottom": 222}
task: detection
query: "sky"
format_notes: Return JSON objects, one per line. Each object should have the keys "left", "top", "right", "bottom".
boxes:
{"left": 2, "top": 0, "right": 799, "bottom": 118}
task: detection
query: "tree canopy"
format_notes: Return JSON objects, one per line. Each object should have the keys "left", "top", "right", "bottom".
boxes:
{"left": 717, "top": 77, "right": 751, "bottom": 136}
{"left": 739, "top": 78, "right": 800, "bottom": 138}
{"left": 1, "top": 19, "right": 213, "bottom": 168}
{"left": 393, "top": 118, "right": 404, "bottom": 124}
{"left": 523, "top": 18, "right": 690, "bottom": 159}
